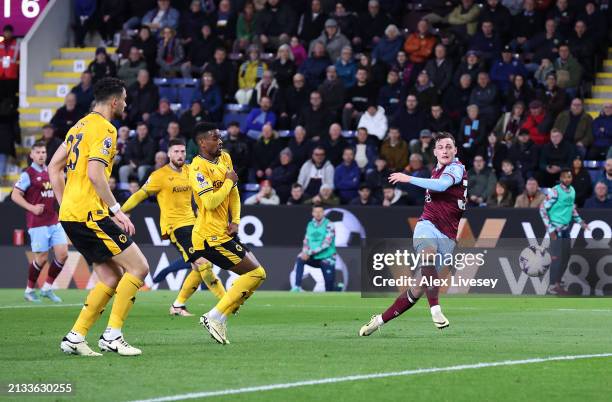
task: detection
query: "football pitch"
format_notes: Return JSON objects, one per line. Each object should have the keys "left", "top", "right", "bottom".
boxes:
{"left": 0, "top": 290, "right": 611, "bottom": 402}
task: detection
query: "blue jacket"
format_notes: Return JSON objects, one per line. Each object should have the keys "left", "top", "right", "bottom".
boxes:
{"left": 592, "top": 113, "right": 612, "bottom": 148}
{"left": 334, "top": 161, "right": 361, "bottom": 203}
{"left": 469, "top": 33, "right": 501, "bottom": 58}
{"left": 245, "top": 108, "right": 277, "bottom": 132}
{"left": 191, "top": 85, "right": 222, "bottom": 122}
{"left": 142, "top": 7, "right": 180, "bottom": 30}
{"left": 378, "top": 82, "right": 405, "bottom": 117}
{"left": 490, "top": 58, "right": 528, "bottom": 93}
{"left": 334, "top": 59, "right": 357, "bottom": 89}
{"left": 75, "top": 0, "right": 96, "bottom": 17}
{"left": 299, "top": 56, "right": 331, "bottom": 90}
{"left": 372, "top": 37, "right": 403, "bottom": 66}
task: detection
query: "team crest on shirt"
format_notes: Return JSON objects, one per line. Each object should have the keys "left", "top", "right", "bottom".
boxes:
{"left": 103, "top": 137, "right": 113, "bottom": 149}
{"left": 189, "top": 247, "right": 195, "bottom": 254}
{"left": 235, "top": 244, "right": 243, "bottom": 252}
{"left": 119, "top": 234, "right": 128, "bottom": 243}
{"left": 196, "top": 172, "right": 208, "bottom": 188}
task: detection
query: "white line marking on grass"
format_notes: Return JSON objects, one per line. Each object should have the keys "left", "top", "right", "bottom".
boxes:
{"left": 556, "top": 309, "right": 612, "bottom": 312}
{"left": 0, "top": 303, "right": 82, "bottom": 310}
{"left": 130, "top": 353, "right": 612, "bottom": 402}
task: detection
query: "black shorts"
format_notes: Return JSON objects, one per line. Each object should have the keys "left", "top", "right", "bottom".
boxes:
{"left": 195, "top": 237, "right": 249, "bottom": 270}
{"left": 169, "top": 225, "right": 196, "bottom": 263}
{"left": 61, "top": 217, "right": 133, "bottom": 264}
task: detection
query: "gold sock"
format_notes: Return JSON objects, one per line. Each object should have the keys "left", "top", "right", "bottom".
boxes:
{"left": 197, "top": 261, "right": 226, "bottom": 300}
{"left": 222, "top": 290, "right": 252, "bottom": 316}
{"left": 107, "top": 273, "right": 143, "bottom": 330}
{"left": 214, "top": 266, "right": 266, "bottom": 316}
{"left": 175, "top": 269, "right": 202, "bottom": 305}
{"left": 72, "top": 282, "right": 115, "bottom": 336}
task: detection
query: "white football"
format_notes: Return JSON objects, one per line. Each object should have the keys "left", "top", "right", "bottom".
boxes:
{"left": 519, "top": 245, "right": 552, "bottom": 277}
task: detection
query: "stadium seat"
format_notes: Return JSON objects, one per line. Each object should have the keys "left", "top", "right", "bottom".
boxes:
{"left": 179, "top": 87, "right": 196, "bottom": 107}
{"left": 342, "top": 130, "right": 356, "bottom": 138}
{"left": 278, "top": 130, "right": 291, "bottom": 138}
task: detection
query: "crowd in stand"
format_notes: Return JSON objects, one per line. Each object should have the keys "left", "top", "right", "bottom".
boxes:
{"left": 5, "top": 0, "right": 612, "bottom": 208}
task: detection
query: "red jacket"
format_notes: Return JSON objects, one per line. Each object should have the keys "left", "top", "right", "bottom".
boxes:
{"left": 0, "top": 37, "right": 19, "bottom": 80}
{"left": 521, "top": 112, "right": 550, "bottom": 145}
{"left": 403, "top": 33, "right": 436, "bottom": 64}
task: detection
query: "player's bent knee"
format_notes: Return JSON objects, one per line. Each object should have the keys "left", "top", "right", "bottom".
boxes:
{"left": 252, "top": 266, "right": 266, "bottom": 281}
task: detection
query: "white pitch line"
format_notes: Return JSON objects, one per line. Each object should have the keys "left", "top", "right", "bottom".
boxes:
{"left": 0, "top": 303, "right": 82, "bottom": 310}
{"left": 130, "top": 353, "right": 612, "bottom": 402}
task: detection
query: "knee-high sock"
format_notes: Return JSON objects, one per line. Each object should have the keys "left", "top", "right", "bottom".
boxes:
{"left": 381, "top": 289, "right": 419, "bottom": 323}
{"left": 197, "top": 262, "right": 226, "bottom": 300}
{"left": 27, "top": 260, "right": 42, "bottom": 289}
{"left": 45, "top": 259, "right": 64, "bottom": 285}
{"left": 174, "top": 269, "right": 202, "bottom": 306}
{"left": 72, "top": 282, "right": 116, "bottom": 336}
{"left": 222, "top": 290, "right": 252, "bottom": 316}
{"left": 212, "top": 266, "right": 266, "bottom": 317}
{"left": 107, "top": 273, "right": 143, "bottom": 330}
{"left": 421, "top": 266, "right": 439, "bottom": 307}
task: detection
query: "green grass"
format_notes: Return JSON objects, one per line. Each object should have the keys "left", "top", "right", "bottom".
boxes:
{"left": 0, "top": 290, "right": 611, "bottom": 401}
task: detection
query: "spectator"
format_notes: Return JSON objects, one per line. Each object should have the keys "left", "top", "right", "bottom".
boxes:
{"left": 318, "top": 65, "right": 345, "bottom": 117}
{"left": 319, "top": 123, "right": 347, "bottom": 166}
{"left": 297, "top": 146, "right": 335, "bottom": 198}
{"left": 579, "top": 1, "right": 608, "bottom": 44}
{"left": 119, "top": 122, "right": 157, "bottom": 184}
{"left": 72, "top": 0, "right": 97, "bottom": 48}
{"left": 330, "top": 2, "right": 357, "bottom": 40}
{"left": 379, "top": 127, "right": 408, "bottom": 171}
{"left": 158, "top": 121, "right": 182, "bottom": 152}
{"left": 350, "top": 183, "right": 379, "bottom": 205}
{"left": 284, "top": 126, "right": 309, "bottom": 167}
{"left": 252, "top": 123, "right": 282, "bottom": 180}
{"left": 245, "top": 96, "right": 277, "bottom": 139}
{"left": 377, "top": 70, "right": 405, "bottom": 117}
{"left": 181, "top": 24, "right": 222, "bottom": 79}
{"left": 588, "top": 104, "right": 612, "bottom": 160}
{"left": 50, "top": 93, "right": 84, "bottom": 139}
{"left": 424, "top": 44, "right": 453, "bottom": 96}
{"left": 235, "top": 45, "right": 268, "bottom": 105}
{"left": 468, "top": 154, "right": 497, "bottom": 206}
{"left": 453, "top": 50, "right": 482, "bottom": 87}
{"left": 493, "top": 101, "right": 526, "bottom": 144}
{"left": 304, "top": 184, "right": 340, "bottom": 206}
{"left": 553, "top": 98, "right": 593, "bottom": 157}
{"left": 482, "top": 131, "right": 508, "bottom": 173}
{"left": 156, "top": 27, "right": 184, "bottom": 78}
{"left": 178, "top": 0, "right": 207, "bottom": 45}
{"left": 372, "top": 24, "right": 403, "bottom": 67}
{"left": 409, "top": 70, "right": 438, "bottom": 113}
{"left": 244, "top": 180, "right": 281, "bottom": 205}
{"left": 297, "top": 91, "right": 333, "bottom": 140}
{"left": 392, "top": 50, "right": 416, "bottom": 88}
{"left": 109, "top": 176, "right": 130, "bottom": 204}
{"left": 397, "top": 153, "right": 430, "bottom": 205}
{"left": 334, "top": 147, "right": 361, "bottom": 203}
{"left": 553, "top": 44, "right": 582, "bottom": 97}
{"left": 70, "top": 71, "right": 94, "bottom": 112}
{"left": 503, "top": 0, "right": 523, "bottom": 16}
{"left": 512, "top": 0, "right": 543, "bottom": 52}
{"left": 357, "top": 103, "right": 388, "bottom": 141}
{"left": 381, "top": 183, "right": 404, "bottom": 207}
{"left": 487, "top": 181, "right": 514, "bottom": 207}
{"left": 309, "top": 18, "right": 350, "bottom": 63}
{"left": 203, "top": 47, "right": 237, "bottom": 102}
{"left": 114, "top": 125, "right": 130, "bottom": 166}
{"left": 342, "top": 67, "right": 377, "bottom": 129}
{"left": 479, "top": 0, "right": 512, "bottom": 42}
{"left": 287, "top": 183, "right": 306, "bottom": 205}
{"left": 141, "top": 0, "right": 179, "bottom": 33}
{"left": 444, "top": 74, "right": 474, "bottom": 125}
{"left": 87, "top": 47, "right": 116, "bottom": 84}
{"left": 522, "top": 100, "right": 552, "bottom": 145}
{"left": 123, "top": 2, "right": 157, "bottom": 31}
{"left": 189, "top": 72, "right": 223, "bottom": 123}
{"left": 178, "top": 100, "right": 205, "bottom": 139}
{"left": 353, "top": 127, "right": 378, "bottom": 172}
{"left": 536, "top": 73, "right": 567, "bottom": 120}
{"left": 469, "top": 72, "right": 499, "bottom": 128}
{"left": 571, "top": 156, "right": 593, "bottom": 207}
{"left": 446, "top": 0, "right": 481, "bottom": 38}
{"left": 365, "top": 157, "right": 392, "bottom": 198}
{"left": 41, "top": 124, "right": 62, "bottom": 165}
{"left": 514, "top": 177, "right": 546, "bottom": 207}
{"left": 270, "top": 44, "right": 297, "bottom": 89}
{"left": 299, "top": 41, "right": 330, "bottom": 90}
{"left": 403, "top": 19, "right": 436, "bottom": 65}
{"left": 235, "top": 1, "right": 258, "bottom": 51}
{"left": 126, "top": 69, "right": 159, "bottom": 125}
{"left": 525, "top": 19, "right": 564, "bottom": 67}
{"left": 537, "top": 128, "right": 575, "bottom": 187}
{"left": 504, "top": 74, "right": 533, "bottom": 112}
{"left": 148, "top": 98, "right": 177, "bottom": 140}
{"left": 534, "top": 58, "right": 556, "bottom": 87}
{"left": 352, "top": 0, "right": 391, "bottom": 49}
{"left": 223, "top": 121, "right": 250, "bottom": 183}
{"left": 390, "top": 94, "right": 425, "bottom": 144}
{"left": 469, "top": 20, "right": 502, "bottom": 64}
{"left": 255, "top": 0, "right": 296, "bottom": 51}
{"left": 117, "top": 46, "right": 147, "bottom": 87}
{"left": 290, "top": 36, "right": 308, "bottom": 67}
{"left": 132, "top": 25, "right": 158, "bottom": 76}
{"left": 298, "top": 0, "right": 326, "bottom": 43}
{"left": 597, "top": 159, "right": 612, "bottom": 196}
{"left": 457, "top": 104, "right": 486, "bottom": 165}
{"left": 508, "top": 128, "right": 539, "bottom": 179}
{"left": 128, "top": 178, "right": 140, "bottom": 195}
{"left": 584, "top": 181, "right": 612, "bottom": 208}
{"left": 275, "top": 73, "right": 309, "bottom": 129}
{"left": 270, "top": 147, "right": 298, "bottom": 203}
{"left": 212, "top": 0, "right": 236, "bottom": 45}
{"left": 490, "top": 47, "right": 528, "bottom": 94}
{"left": 548, "top": 0, "right": 575, "bottom": 38}
{"left": 499, "top": 159, "right": 525, "bottom": 198}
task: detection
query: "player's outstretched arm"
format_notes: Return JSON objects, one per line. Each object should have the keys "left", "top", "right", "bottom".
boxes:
{"left": 389, "top": 172, "right": 454, "bottom": 192}
{"left": 48, "top": 143, "right": 68, "bottom": 204}
{"left": 121, "top": 189, "right": 149, "bottom": 213}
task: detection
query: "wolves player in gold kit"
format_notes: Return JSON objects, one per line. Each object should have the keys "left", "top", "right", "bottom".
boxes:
{"left": 189, "top": 123, "right": 267, "bottom": 345}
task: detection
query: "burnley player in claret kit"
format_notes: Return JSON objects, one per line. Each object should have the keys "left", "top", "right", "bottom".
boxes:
{"left": 11, "top": 141, "right": 68, "bottom": 303}
{"left": 360, "top": 132, "right": 467, "bottom": 336}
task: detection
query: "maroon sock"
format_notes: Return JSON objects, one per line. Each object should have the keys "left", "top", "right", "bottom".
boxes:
{"left": 45, "top": 259, "right": 64, "bottom": 285}
{"left": 421, "top": 266, "right": 439, "bottom": 307}
{"left": 381, "top": 289, "right": 419, "bottom": 323}
{"left": 27, "top": 261, "right": 42, "bottom": 289}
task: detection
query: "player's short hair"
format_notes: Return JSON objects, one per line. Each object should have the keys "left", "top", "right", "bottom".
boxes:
{"left": 93, "top": 77, "right": 126, "bottom": 102}
{"left": 32, "top": 140, "right": 46, "bottom": 150}
{"left": 194, "top": 122, "right": 218, "bottom": 141}
{"left": 432, "top": 131, "right": 456, "bottom": 146}
{"left": 168, "top": 138, "right": 186, "bottom": 148}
